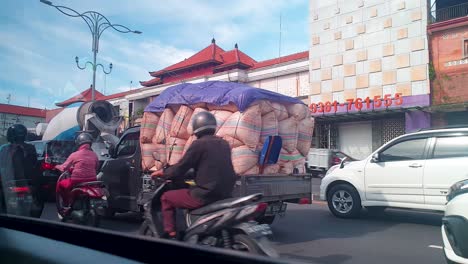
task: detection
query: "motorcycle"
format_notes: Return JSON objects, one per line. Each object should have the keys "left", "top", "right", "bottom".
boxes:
{"left": 0, "top": 179, "right": 44, "bottom": 217}
{"left": 56, "top": 171, "right": 108, "bottom": 227}
{"left": 138, "top": 176, "right": 278, "bottom": 257}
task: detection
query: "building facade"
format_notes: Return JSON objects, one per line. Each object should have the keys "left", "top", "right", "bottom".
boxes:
{"left": 309, "top": 0, "right": 431, "bottom": 159}
{"left": 0, "top": 104, "right": 46, "bottom": 143}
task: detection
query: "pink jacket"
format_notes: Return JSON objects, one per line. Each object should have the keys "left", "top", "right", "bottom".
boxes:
{"left": 56, "top": 144, "right": 98, "bottom": 181}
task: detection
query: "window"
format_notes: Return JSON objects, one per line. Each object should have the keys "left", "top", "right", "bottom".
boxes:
{"left": 433, "top": 136, "right": 468, "bottom": 159}
{"left": 380, "top": 138, "right": 427, "bottom": 162}
{"left": 117, "top": 132, "right": 139, "bottom": 156}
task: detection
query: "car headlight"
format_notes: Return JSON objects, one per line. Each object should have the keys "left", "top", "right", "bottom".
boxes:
{"left": 447, "top": 179, "right": 468, "bottom": 202}
{"left": 326, "top": 165, "right": 339, "bottom": 176}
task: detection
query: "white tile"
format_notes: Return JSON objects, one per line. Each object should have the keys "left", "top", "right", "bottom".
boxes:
{"left": 337, "top": 40, "right": 346, "bottom": 52}
{"left": 342, "top": 26, "right": 356, "bottom": 39}
{"left": 343, "top": 52, "right": 356, "bottom": 64}
{"left": 395, "top": 39, "right": 411, "bottom": 55}
{"left": 363, "top": 31, "right": 387, "bottom": 47}
{"left": 321, "top": 55, "right": 333, "bottom": 68}
{"left": 411, "top": 80, "right": 428, "bottom": 95}
{"left": 410, "top": 50, "right": 424, "bottom": 66}
{"left": 397, "top": 67, "right": 411, "bottom": 82}
{"left": 345, "top": 76, "right": 357, "bottom": 89}
{"left": 356, "top": 61, "right": 366, "bottom": 75}
{"left": 383, "top": 84, "right": 396, "bottom": 95}
{"left": 405, "top": 0, "right": 420, "bottom": 10}
{"left": 368, "top": 45, "right": 383, "bottom": 60}
{"left": 322, "top": 80, "right": 333, "bottom": 93}
{"left": 333, "top": 65, "right": 344, "bottom": 79}
{"left": 370, "top": 72, "right": 383, "bottom": 86}
{"left": 391, "top": 10, "right": 411, "bottom": 27}
{"left": 310, "top": 95, "right": 321, "bottom": 104}
{"left": 366, "top": 20, "right": 381, "bottom": 33}
{"left": 310, "top": 69, "right": 321, "bottom": 82}
{"left": 408, "top": 21, "right": 422, "bottom": 38}
{"left": 355, "top": 35, "right": 364, "bottom": 49}
{"left": 382, "top": 56, "right": 396, "bottom": 71}
{"left": 356, "top": 88, "right": 370, "bottom": 99}
{"left": 333, "top": 91, "right": 345, "bottom": 102}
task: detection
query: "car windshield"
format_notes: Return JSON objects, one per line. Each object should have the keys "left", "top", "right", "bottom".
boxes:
{"left": 1, "top": 1, "right": 468, "bottom": 263}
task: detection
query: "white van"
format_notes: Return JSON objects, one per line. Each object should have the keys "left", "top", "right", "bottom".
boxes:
{"left": 319, "top": 127, "right": 468, "bottom": 218}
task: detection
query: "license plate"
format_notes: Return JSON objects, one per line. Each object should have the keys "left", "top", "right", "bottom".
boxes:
{"left": 245, "top": 224, "right": 272, "bottom": 237}
{"left": 265, "top": 202, "right": 287, "bottom": 216}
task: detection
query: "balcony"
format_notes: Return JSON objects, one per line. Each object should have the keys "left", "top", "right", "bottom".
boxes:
{"left": 430, "top": 2, "right": 468, "bottom": 23}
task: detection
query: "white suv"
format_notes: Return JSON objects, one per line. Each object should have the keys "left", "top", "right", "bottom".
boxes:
{"left": 320, "top": 127, "right": 468, "bottom": 218}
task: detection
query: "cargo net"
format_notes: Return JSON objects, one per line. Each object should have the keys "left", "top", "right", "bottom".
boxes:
{"left": 139, "top": 101, "right": 315, "bottom": 175}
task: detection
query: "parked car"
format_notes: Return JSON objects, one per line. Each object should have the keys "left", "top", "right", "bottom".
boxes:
{"left": 442, "top": 179, "right": 468, "bottom": 264}
{"left": 320, "top": 127, "right": 468, "bottom": 218}
{"left": 306, "top": 148, "right": 355, "bottom": 177}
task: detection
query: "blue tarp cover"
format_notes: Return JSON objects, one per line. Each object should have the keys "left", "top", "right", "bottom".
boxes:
{"left": 144, "top": 81, "right": 304, "bottom": 113}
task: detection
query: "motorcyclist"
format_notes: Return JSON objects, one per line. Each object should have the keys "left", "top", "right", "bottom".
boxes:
{"left": 55, "top": 132, "right": 99, "bottom": 211}
{"left": 152, "top": 111, "right": 237, "bottom": 239}
{"left": 0, "top": 124, "right": 38, "bottom": 215}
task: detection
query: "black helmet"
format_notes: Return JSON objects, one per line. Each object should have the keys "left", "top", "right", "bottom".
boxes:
{"left": 75, "top": 132, "right": 93, "bottom": 147}
{"left": 192, "top": 111, "right": 217, "bottom": 138}
{"left": 7, "top": 124, "right": 27, "bottom": 143}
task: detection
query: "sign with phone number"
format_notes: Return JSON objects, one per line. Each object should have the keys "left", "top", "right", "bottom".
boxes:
{"left": 309, "top": 93, "right": 404, "bottom": 113}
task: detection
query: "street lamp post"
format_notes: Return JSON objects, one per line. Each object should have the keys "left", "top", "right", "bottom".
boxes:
{"left": 40, "top": 0, "right": 142, "bottom": 101}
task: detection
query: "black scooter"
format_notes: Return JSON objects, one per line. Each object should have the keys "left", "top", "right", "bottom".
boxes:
{"left": 138, "top": 175, "right": 278, "bottom": 257}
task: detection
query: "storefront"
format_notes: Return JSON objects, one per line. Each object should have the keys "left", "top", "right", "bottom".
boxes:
{"left": 310, "top": 94, "right": 430, "bottom": 159}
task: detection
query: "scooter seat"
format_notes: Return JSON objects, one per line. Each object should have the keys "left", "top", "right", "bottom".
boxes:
{"left": 190, "top": 193, "right": 263, "bottom": 215}
{"left": 74, "top": 181, "right": 105, "bottom": 188}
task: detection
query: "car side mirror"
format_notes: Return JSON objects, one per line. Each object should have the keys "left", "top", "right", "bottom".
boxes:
{"left": 108, "top": 144, "right": 116, "bottom": 158}
{"left": 371, "top": 153, "right": 380, "bottom": 163}
{"left": 339, "top": 157, "right": 348, "bottom": 169}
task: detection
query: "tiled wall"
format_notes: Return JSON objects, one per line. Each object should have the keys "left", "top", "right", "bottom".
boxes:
{"left": 309, "top": 0, "right": 429, "bottom": 104}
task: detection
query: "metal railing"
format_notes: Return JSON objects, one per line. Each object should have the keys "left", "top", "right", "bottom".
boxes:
{"left": 430, "top": 2, "right": 468, "bottom": 23}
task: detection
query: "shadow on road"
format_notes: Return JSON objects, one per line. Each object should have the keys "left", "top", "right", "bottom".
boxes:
{"left": 271, "top": 204, "right": 442, "bottom": 245}
{"left": 282, "top": 253, "right": 352, "bottom": 264}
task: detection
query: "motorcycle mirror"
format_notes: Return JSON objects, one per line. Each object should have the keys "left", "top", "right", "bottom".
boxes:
{"left": 108, "top": 144, "right": 116, "bottom": 158}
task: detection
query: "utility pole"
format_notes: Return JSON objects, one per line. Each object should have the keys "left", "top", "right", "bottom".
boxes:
{"left": 6, "top": 94, "right": 11, "bottom": 104}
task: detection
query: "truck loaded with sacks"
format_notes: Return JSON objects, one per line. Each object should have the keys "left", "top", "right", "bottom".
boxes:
{"left": 100, "top": 81, "right": 315, "bottom": 224}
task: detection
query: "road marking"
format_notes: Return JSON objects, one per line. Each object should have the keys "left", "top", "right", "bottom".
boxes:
{"left": 428, "top": 245, "right": 443, "bottom": 249}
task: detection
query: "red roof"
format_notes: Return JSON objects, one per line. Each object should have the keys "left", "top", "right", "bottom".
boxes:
{"left": 214, "top": 46, "right": 257, "bottom": 71}
{"left": 0, "top": 104, "right": 46, "bottom": 118}
{"left": 150, "top": 39, "right": 225, "bottom": 77}
{"left": 45, "top": 108, "right": 64, "bottom": 122}
{"left": 139, "top": 77, "right": 162, "bottom": 87}
{"left": 251, "top": 51, "right": 309, "bottom": 70}
{"left": 100, "top": 88, "right": 142, "bottom": 101}
{"left": 56, "top": 86, "right": 105, "bottom": 107}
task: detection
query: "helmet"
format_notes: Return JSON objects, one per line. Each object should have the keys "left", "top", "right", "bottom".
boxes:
{"left": 75, "top": 132, "right": 93, "bottom": 147}
{"left": 7, "top": 124, "right": 27, "bottom": 143}
{"left": 192, "top": 112, "right": 217, "bottom": 138}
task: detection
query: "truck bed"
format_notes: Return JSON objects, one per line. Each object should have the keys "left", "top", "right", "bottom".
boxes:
{"left": 232, "top": 174, "right": 313, "bottom": 203}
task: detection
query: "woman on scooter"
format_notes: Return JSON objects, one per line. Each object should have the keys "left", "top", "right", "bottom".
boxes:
{"left": 151, "top": 112, "right": 237, "bottom": 239}
{"left": 55, "top": 132, "right": 99, "bottom": 212}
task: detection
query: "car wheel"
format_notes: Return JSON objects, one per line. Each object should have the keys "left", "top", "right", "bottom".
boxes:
{"left": 327, "top": 184, "right": 361, "bottom": 218}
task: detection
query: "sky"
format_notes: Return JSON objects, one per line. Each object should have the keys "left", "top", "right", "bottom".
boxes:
{"left": 0, "top": 0, "right": 309, "bottom": 109}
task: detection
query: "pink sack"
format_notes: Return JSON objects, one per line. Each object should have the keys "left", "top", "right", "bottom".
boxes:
{"left": 287, "top": 104, "right": 309, "bottom": 121}
{"left": 231, "top": 145, "right": 259, "bottom": 175}
{"left": 297, "top": 117, "right": 315, "bottom": 156}
{"left": 166, "top": 137, "right": 187, "bottom": 165}
{"left": 217, "top": 105, "right": 261, "bottom": 149}
{"left": 183, "top": 135, "right": 197, "bottom": 156}
{"left": 260, "top": 112, "right": 278, "bottom": 143}
{"left": 271, "top": 103, "right": 289, "bottom": 121}
{"left": 279, "top": 162, "right": 294, "bottom": 174}
{"left": 170, "top": 105, "right": 193, "bottom": 139}
{"left": 189, "top": 103, "right": 207, "bottom": 110}
{"left": 210, "top": 110, "right": 233, "bottom": 131}
{"left": 141, "top": 143, "right": 161, "bottom": 171}
{"left": 278, "top": 148, "right": 303, "bottom": 164}
{"left": 260, "top": 164, "right": 280, "bottom": 174}
{"left": 153, "top": 108, "right": 175, "bottom": 144}
{"left": 278, "top": 117, "right": 299, "bottom": 153}
{"left": 186, "top": 108, "right": 208, "bottom": 135}
{"left": 244, "top": 165, "right": 260, "bottom": 175}
{"left": 140, "top": 112, "right": 159, "bottom": 144}
{"left": 223, "top": 135, "right": 244, "bottom": 149}
{"left": 252, "top": 100, "right": 274, "bottom": 115}
{"left": 207, "top": 103, "right": 238, "bottom": 112}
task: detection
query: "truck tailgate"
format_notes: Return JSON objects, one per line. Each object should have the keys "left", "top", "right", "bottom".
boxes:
{"left": 233, "top": 174, "right": 312, "bottom": 203}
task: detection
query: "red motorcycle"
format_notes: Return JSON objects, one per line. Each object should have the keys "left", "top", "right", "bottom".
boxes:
{"left": 55, "top": 170, "right": 108, "bottom": 227}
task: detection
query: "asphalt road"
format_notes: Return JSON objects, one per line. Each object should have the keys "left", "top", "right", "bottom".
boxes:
{"left": 41, "top": 201, "right": 445, "bottom": 264}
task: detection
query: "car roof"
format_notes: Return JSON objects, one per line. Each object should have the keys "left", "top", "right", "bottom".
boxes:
{"left": 398, "top": 127, "right": 468, "bottom": 141}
